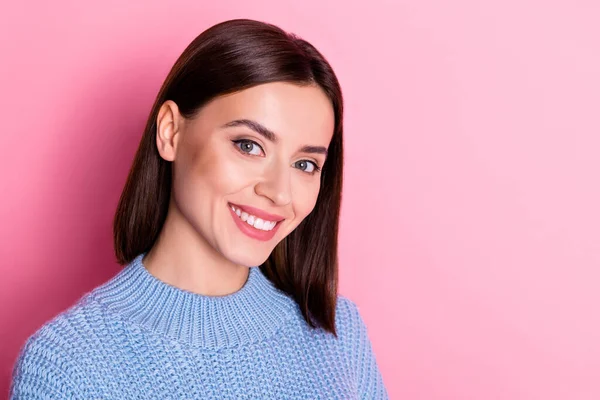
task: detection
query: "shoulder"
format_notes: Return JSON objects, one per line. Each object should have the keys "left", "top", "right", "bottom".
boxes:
{"left": 10, "top": 294, "right": 100, "bottom": 398}
{"left": 335, "top": 295, "right": 366, "bottom": 325}
{"left": 334, "top": 294, "right": 369, "bottom": 342}
{"left": 333, "top": 295, "right": 376, "bottom": 365}
{"left": 334, "top": 295, "right": 389, "bottom": 398}
{"left": 13, "top": 292, "right": 100, "bottom": 360}
{"left": 18, "top": 293, "right": 99, "bottom": 355}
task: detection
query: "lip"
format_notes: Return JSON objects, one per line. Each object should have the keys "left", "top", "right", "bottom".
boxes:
{"left": 228, "top": 204, "right": 283, "bottom": 242}
{"left": 228, "top": 202, "right": 286, "bottom": 222}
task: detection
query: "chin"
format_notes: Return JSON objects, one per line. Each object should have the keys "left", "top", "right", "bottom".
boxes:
{"left": 223, "top": 248, "right": 272, "bottom": 268}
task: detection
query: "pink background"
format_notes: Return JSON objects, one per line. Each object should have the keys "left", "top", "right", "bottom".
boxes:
{"left": 1, "top": 1, "right": 599, "bottom": 398}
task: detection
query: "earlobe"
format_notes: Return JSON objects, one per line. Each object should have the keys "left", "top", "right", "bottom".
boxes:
{"left": 155, "top": 100, "right": 183, "bottom": 162}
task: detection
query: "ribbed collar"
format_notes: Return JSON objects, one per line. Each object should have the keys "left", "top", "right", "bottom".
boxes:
{"left": 89, "top": 253, "right": 298, "bottom": 349}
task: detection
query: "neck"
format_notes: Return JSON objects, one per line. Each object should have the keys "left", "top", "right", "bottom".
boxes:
{"left": 91, "top": 253, "right": 298, "bottom": 348}
{"left": 145, "top": 200, "right": 250, "bottom": 296}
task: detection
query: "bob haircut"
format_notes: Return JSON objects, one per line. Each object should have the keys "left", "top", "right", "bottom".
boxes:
{"left": 113, "top": 18, "right": 344, "bottom": 335}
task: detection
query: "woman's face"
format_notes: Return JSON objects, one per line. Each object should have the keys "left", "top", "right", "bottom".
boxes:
{"left": 159, "top": 82, "right": 335, "bottom": 268}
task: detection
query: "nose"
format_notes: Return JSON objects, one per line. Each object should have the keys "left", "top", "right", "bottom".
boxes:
{"left": 254, "top": 160, "right": 292, "bottom": 206}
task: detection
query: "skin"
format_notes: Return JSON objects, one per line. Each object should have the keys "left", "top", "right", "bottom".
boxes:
{"left": 142, "top": 82, "right": 335, "bottom": 296}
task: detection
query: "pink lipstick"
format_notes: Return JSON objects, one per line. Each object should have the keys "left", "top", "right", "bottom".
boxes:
{"left": 228, "top": 203, "right": 284, "bottom": 241}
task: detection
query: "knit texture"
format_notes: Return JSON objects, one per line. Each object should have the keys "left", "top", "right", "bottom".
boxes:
{"left": 10, "top": 253, "right": 389, "bottom": 399}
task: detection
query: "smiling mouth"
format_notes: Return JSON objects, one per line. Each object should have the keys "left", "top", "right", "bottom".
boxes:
{"left": 229, "top": 203, "right": 280, "bottom": 232}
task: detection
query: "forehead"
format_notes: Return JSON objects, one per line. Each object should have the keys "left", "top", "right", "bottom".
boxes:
{"left": 193, "top": 81, "right": 335, "bottom": 146}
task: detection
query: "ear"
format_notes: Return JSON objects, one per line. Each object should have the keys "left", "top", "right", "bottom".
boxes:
{"left": 156, "top": 100, "right": 184, "bottom": 162}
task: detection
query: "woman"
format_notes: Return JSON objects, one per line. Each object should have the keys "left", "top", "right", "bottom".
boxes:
{"left": 10, "top": 18, "right": 388, "bottom": 399}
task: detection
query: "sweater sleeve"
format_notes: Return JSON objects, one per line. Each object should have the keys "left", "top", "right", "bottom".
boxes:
{"left": 341, "top": 297, "right": 390, "bottom": 399}
{"left": 9, "top": 333, "right": 83, "bottom": 400}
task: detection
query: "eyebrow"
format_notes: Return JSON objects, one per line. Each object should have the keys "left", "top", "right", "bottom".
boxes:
{"left": 222, "top": 119, "right": 328, "bottom": 156}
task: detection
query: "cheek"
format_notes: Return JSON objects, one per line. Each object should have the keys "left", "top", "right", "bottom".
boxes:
{"left": 291, "top": 178, "right": 321, "bottom": 219}
{"left": 190, "top": 143, "right": 252, "bottom": 195}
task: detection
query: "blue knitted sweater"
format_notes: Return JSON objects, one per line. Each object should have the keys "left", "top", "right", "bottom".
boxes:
{"left": 10, "top": 253, "right": 388, "bottom": 399}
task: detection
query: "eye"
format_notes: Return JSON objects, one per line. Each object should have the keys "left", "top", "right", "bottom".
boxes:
{"left": 232, "top": 139, "right": 264, "bottom": 156}
{"left": 294, "top": 160, "right": 321, "bottom": 174}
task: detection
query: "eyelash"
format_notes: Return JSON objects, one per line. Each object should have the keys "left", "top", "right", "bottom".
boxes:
{"left": 231, "top": 139, "right": 322, "bottom": 175}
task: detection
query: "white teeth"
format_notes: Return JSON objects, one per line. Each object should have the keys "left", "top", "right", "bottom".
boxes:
{"left": 230, "top": 205, "right": 277, "bottom": 231}
{"left": 258, "top": 219, "right": 275, "bottom": 231}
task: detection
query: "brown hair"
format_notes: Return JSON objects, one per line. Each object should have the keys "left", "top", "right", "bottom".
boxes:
{"left": 113, "top": 19, "right": 344, "bottom": 335}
